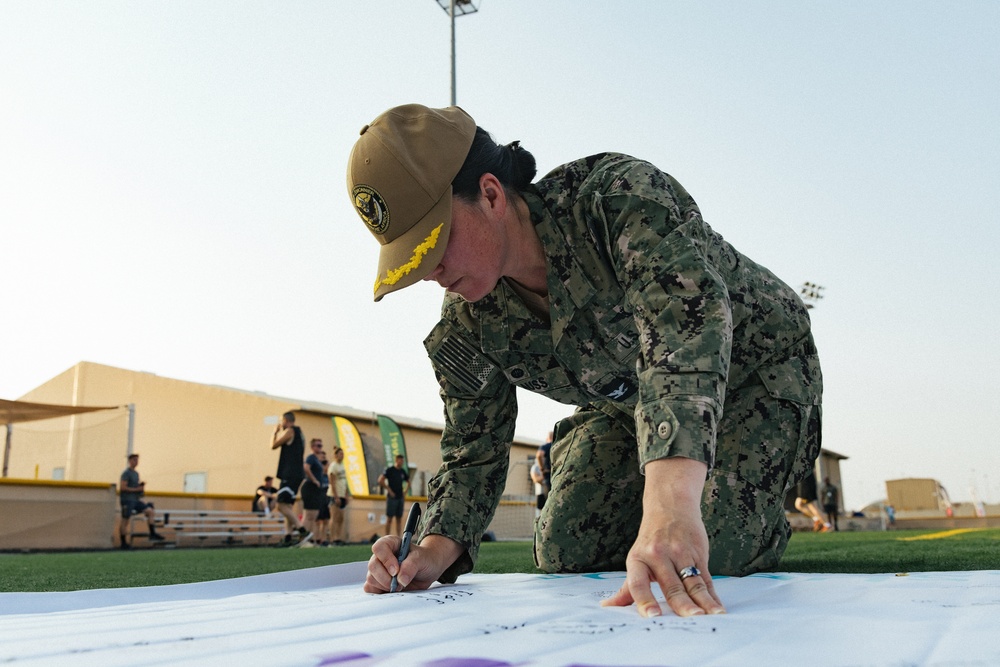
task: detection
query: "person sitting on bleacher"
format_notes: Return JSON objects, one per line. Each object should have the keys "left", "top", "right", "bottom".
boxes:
{"left": 119, "top": 453, "right": 166, "bottom": 549}
{"left": 253, "top": 475, "right": 278, "bottom": 515}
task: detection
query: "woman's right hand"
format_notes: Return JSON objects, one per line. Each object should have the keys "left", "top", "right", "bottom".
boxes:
{"left": 600, "top": 458, "right": 725, "bottom": 618}
{"left": 364, "top": 534, "right": 463, "bottom": 594}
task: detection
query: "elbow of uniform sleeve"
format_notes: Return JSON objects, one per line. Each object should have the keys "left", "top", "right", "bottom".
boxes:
{"left": 634, "top": 394, "right": 721, "bottom": 474}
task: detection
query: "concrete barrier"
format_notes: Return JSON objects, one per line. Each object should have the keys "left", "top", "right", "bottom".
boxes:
{"left": 0, "top": 479, "right": 117, "bottom": 550}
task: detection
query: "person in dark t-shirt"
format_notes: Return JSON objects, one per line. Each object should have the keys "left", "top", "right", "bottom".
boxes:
{"left": 270, "top": 411, "right": 312, "bottom": 546}
{"left": 378, "top": 454, "right": 410, "bottom": 536}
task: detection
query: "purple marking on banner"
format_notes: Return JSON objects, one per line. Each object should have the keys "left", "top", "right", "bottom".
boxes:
{"left": 423, "top": 659, "right": 515, "bottom": 667}
{"left": 315, "top": 652, "right": 374, "bottom": 665}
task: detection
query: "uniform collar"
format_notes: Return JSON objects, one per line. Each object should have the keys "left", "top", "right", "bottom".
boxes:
{"left": 522, "top": 188, "right": 599, "bottom": 347}
{"left": 466, "top": 187, "right": 602, "bottom": 353}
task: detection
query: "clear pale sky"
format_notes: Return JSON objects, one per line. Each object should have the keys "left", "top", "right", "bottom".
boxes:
{"left": 2, "top": 2, "right": 998, "bottom": 511}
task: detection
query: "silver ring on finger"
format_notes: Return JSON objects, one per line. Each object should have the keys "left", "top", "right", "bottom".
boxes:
{"left": 679, "top": 565, "right": 701, "bottom": 580}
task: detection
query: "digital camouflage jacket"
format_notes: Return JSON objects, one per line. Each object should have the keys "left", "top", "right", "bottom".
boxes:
{"left": 421, "top": 153, "right": 821, "bottom": 582}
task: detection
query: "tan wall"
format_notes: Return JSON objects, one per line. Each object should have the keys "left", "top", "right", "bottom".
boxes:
{"left": 11, "top": 362, "right": 544, "bottom": 506}
{"left": 14, "top": 363, "right": 301, "bottom": 494}
{"left": 5, "top": 366, "right": 131, "bottom": 482}
{"left": 0, "top": 484, "right": 535, "bottom": 552}
{"left": 886, "top": 478, "right": 946, "bottom": 511}
{"left": 505, "top": 444, "right": 538, "bottom": 498}
{"left": 4, "top": 362, "right": 548, "bottom": 549}
{"left": 0, "top": 479, "right": 117, "bottom": 550}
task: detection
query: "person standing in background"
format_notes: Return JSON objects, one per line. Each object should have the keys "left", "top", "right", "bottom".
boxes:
{"left": 530, "top": 460, "right": 547, "bottom": 516}
{"left": 821, "top": 476, "right": 840, "bottom": 531}
{"left": 535, "top": 431, "right": 552, "bottom": 497}
{"left": 270, "top": 411, "right": 312, "bottom": 546}
{"left": 315, "top": 446, "right": 332, "bottom": 545}
{"left": 300, "top": 438, "right": 328, "bottom": 546}
{"left": 378, "top": 455, "right": 410, "bottom": 536}
{"left": 328, "top": 446, "right": 351, "bottom": 545}
{"left": 795, "top": 470, "right": 831, "bottom": 533}
{"left": 885, "top": 504, "right": 896, "bottom": 529}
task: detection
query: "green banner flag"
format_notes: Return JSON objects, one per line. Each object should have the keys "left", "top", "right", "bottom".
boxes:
{"left": 377, "top": 415, "right": 407, "bottom": 471}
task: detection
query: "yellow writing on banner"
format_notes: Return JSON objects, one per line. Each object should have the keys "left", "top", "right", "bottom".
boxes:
{"left": 332, "top": 416, "right": 369, "bottom": 496}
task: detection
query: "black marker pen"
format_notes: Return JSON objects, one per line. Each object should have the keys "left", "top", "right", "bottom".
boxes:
{"left": 390, "top": 502, "right": 421, "bottom": 593}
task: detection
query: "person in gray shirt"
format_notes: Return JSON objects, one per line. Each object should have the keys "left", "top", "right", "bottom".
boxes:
{"left": 119, "top": 453, "right": 165, "bottom": 548}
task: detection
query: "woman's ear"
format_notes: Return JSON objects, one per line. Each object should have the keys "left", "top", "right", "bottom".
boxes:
{"left": 479, "top": 173, "right": 507, "bottom": 217}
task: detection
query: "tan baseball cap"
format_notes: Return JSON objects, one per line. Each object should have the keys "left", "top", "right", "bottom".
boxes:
{"left": 347, "top": 104, "right": 477, "bottom": 301}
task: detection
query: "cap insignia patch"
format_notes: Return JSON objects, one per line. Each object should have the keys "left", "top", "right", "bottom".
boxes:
{"left": 353, "top": 185, "right": 389, "bottom": 234}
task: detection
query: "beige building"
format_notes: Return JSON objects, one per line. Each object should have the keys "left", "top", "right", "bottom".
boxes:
{"left": 6, "top": 361, "right": 540, "bottom": 499}
{"left": 886, "top": 478, "right": 954, "bottom": 512}
{"left": 1, "top": 362, "right": 544, "bottom": 549}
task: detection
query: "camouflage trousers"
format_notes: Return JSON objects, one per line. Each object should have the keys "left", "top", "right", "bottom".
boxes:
{"left": 533, "top": 377, "right": 822, "bottom": 576}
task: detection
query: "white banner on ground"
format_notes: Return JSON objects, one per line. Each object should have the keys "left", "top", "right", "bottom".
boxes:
{"left": 1, "top": 564, "right": 998, "bottom": 666}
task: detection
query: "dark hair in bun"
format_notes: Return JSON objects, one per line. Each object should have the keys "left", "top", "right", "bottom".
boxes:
{"left": 452, "top": 126, "right": 537, "bottom": 202}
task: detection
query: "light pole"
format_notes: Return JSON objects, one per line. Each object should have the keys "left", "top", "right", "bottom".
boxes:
{"left": 433, "top": 0, "right": 480, "bottom": 105}
{"left": 799, "top": 282, "right": 825, "bottom": 309}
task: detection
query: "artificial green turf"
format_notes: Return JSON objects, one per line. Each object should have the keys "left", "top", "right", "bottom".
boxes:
{"left": 0, "top": 545, "right": 372, "bottom": 592}
{"left": 780, "top": 528, "right": 1000, "bottom": 573}
{"left": 2, "top": 529, "right": 998, "bottom": 593}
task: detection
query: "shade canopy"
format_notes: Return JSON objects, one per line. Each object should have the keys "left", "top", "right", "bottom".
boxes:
{"left": 0, "top": 398, "right": 121, "bottom": 425}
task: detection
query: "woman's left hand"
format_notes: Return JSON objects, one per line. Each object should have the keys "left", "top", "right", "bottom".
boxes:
{"left": 601, "top": 457, "right": 726, "bottom": 618}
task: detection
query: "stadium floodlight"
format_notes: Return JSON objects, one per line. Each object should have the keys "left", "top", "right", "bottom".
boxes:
{"left": 799, "top": 282, "right": 825, "bottom": 309}
{"left": 433, "top": 0, "right": 481, "bottom": 105}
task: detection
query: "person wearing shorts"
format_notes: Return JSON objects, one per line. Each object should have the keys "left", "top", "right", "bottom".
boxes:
{"left": 118, "top": 453, "right": 165, "bottom": 548}
{"left": 270, "top": 411, "right": 312, "bottom": 546}
{"left": 327, "top": 446, "right": 351, "bottom": 545}
{"left": 301, "top": 439, "right": 329, "bottom": 543}
{"left": 253, "top": 476, "right": 278, "bottom": 514}
{"left": 378, "top": 455, "right": 409, "bottom": 536}
{"left": 795, "top": 470, "right": 830, "bottom": 532}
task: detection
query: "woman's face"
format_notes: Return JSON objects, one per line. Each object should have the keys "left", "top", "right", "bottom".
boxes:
{"left": 422, "top": 195, "right": 506, "bottom": 303}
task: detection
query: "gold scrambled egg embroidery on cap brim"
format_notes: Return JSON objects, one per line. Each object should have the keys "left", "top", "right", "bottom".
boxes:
{"left": 374, "top": 222, "right": 444, "bottom": 295}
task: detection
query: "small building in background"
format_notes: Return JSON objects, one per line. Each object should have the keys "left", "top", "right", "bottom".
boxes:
{"left": 886, "top": 477, "right": 954, "bottom": 513}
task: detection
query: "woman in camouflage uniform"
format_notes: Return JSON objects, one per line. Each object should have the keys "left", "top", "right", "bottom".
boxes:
{"left": 348, "top": 104, "right": 822, "bottom": 618}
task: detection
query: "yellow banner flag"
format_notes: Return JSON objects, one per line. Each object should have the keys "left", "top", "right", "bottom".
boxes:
{"left": 332, "top": 416, "right": 369, "bottom": 496}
